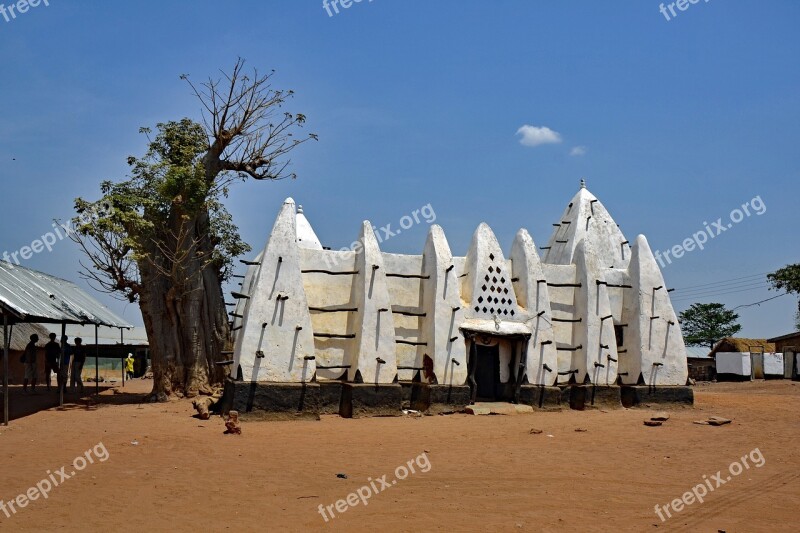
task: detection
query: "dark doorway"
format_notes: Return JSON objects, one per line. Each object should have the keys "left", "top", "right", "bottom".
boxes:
{"left": 474, "top": 344, "right": 500, "bottom": 400}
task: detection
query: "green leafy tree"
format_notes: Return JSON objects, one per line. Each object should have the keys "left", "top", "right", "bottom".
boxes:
{"left": 72, "top": 60, "right": 316, "bottom": 400}
{"left": 678, "top": 302, "right": 742, "bottom": 350}
{"left": 767, "top": 264, "right": 800, "bottom": 330}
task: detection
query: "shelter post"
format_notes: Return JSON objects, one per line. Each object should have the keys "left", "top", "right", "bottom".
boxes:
{"left": 95, "top": 325, "right": 99, "bottom": 396}
{"left": 3, "top": 313, "right": 8, "bottom": 426}
{"left": 59, "top": 322, "right": 66, "bottom": 407}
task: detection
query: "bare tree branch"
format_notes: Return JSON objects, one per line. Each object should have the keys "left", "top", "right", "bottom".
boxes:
{"left": 183, "top": 58, "right": 317, "bottom": 184}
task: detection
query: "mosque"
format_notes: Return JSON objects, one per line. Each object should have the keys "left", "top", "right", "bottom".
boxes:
{"left": 222, "top": 181, "right": 691, "bottom": 418}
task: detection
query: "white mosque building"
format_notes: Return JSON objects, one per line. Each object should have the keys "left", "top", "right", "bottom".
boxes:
{"left": 223, "top": 182, "right": 691, "bottom": 418}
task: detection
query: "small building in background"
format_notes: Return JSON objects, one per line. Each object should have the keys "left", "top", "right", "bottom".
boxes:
{"left": 711, "top": 337, "right": 782, "bottom": 381}
{"left": 0, "top": 324, "right": 149, "bottom": 384}
{"left": 686, "top": 346, "right": 716, "bottom": 382}
{"left": 42, "top": 324, "right": 150, "bottom": 382}
{"left": 767, "top": 331, "right": 800, "bottom": 379}
{"left": 0, "top": 323, "right": 51, "bottom": 384}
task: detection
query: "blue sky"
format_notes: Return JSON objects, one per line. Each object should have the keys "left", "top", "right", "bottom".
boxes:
{"left": 0, "top": 0, "right": 798, "bottom": 340}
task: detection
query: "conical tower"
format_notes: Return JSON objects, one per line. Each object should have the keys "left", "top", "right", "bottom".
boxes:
{"left": 295, "top": 204, "right": 323, "bottom": 250}
{"left": 543, "top": 180, "right": 631, "bottom": 269}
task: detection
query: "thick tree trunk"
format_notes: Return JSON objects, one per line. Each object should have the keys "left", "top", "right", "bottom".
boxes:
{"left": 138, "top": 209, "right": 231, "bottom": 401}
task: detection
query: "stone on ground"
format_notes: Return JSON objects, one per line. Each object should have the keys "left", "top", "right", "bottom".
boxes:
{"left": 466, "top": 402, "right": 534, "bottom": 416}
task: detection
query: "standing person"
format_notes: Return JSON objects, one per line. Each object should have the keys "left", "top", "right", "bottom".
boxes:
{"left": 59, "top": 336, "right": 71, "bottom": 394}
{"left": 44, "top": 333, "right": 60, "bottom": 392}
{"left": 125, "top": 353, "right": 135, "bottom": 381}
{"left": 22, "top": 334, "right": 39, "bottom": 393}
{"left": 70, "top": 337, "right": 86, "bottom": 395}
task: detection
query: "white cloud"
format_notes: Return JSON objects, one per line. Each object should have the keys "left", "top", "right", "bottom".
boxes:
{"left": 516, "top": 124, "right": 562, "bottom": 147}
{"left": 570, "top": 146, "right": 587, "bottom": 156}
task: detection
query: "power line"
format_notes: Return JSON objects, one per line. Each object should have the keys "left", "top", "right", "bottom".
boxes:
{"left": 671, "top": 272, "right": 770, "bottom": 292}
{"left": 671, "top": 285, "right": 772, "bottom": 302}
{"left": 672, "top": 277, "right": 768, "bottom": 295}
{"left": 732, "top": 292, "right": 790, "bottom": 310}
{"left": 672, "top": 281, "right": 769, "bottom": 299}
{"left": 673, "top": 281, "right": 769, "bottom": 298}
{"left": 673, "top": 289, "right": 767, "bottom": 303}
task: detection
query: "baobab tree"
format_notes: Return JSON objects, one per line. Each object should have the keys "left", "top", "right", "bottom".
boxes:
{"left": 73, "top": 59, "right": 316, "bottom": 400}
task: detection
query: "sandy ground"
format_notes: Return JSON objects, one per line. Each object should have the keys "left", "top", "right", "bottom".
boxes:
{"left": 0, "top": 380, "right": 798, "bottom": 532}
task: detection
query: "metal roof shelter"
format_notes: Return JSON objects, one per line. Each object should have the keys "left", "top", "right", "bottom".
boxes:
{"left": 0, "top": 261, "right": 132, "bottom": 425}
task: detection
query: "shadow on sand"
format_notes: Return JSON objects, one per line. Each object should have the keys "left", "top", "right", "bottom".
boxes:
{"left": 3, "top": 383, "right": 151, "bottom": 422}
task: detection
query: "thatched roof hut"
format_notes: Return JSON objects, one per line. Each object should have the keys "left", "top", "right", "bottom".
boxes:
{"left": 710, "top": 337, "right": 776, "bottom": 357}
{"left": 0, "top": 323, "right": 51, "bottom": 351}
{"left": 0, "top": 324, "right": 51, "bottom": 384}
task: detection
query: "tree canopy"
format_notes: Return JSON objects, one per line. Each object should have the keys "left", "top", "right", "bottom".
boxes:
{"left": 678, "top": 302, "right": 742, "bottom": 350}
{"left": 75, "top": 119, "right": 250, "bottom": 301}
{"left": 71, "top": 59, "right": 316, "bottom": 399}
{"left": 767, "top": 264, "right": 800, "bottom": 330}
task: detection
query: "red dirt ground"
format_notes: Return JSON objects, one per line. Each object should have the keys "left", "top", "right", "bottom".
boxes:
{"left": 0, "top": 379, "right": 798, "bottom": 532}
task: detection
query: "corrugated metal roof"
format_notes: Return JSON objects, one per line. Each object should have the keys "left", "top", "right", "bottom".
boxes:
{"left": 43, "top": 324, "right": 148, "bottom": 345}
{"left": 767, "top": 331, "right": 800, "bottom": 343}
{"left": 0, "top": 261, "right": 131, "bottom": 327}
{"left": 686, "top": 346, "right": 712, "bottom": 359}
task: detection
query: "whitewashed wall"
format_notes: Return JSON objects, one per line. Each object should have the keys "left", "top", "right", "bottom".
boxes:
{"left": 233, "top": 187, "right": 689, "bottom": 388}
{"left": 716, "top": 353, "right": 751, "bottom": 376}
{"left": 764, "top": 352, "right": 784, "bottom": 375}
